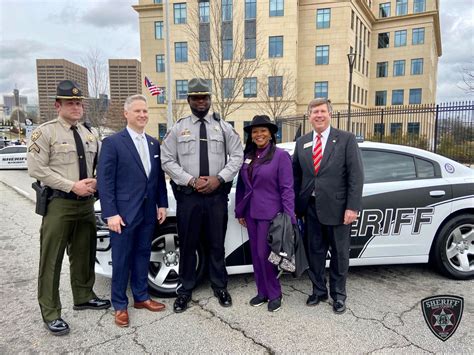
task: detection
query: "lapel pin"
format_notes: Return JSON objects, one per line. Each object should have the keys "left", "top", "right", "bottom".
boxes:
{"left": 150, "top": 141, "right": 154, "bottom": 145}
{"left": 332, "top": 139, "right": 336, "bottom": 143}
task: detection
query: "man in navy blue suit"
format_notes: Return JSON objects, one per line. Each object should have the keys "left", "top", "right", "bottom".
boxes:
{"left": 98, "top": 94, "right": 168, "bottom": 327}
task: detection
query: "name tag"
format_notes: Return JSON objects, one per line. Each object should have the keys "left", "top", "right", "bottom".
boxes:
{"left": 244, "top": 158, "right": 252, "bottom": 164}
{"left": 303, "top": 142, "right": 312, "bottom": 149}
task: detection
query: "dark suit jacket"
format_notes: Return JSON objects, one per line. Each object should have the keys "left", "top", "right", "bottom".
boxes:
{"left": 235, "top": 147, "right": 296, "bottom": 224}
{"left": 293, "top": 127, "right": 364, "bottom": 225}
{"left": 97, "top": 129, "right": 168, "bottom": 225}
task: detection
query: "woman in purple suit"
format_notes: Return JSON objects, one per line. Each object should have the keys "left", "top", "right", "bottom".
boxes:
{"left": 235, "top": 115, "right": 296, "bottom": 312}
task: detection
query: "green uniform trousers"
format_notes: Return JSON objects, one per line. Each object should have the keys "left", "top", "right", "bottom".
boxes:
{"left": 38, "top": 197, "right": 97, "bottom": 322}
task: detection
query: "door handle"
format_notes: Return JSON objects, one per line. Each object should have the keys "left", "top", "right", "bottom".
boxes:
{"left": 429, "top": 190, "right": 446, "bottom": 197}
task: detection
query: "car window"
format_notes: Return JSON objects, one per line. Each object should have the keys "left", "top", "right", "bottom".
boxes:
{"left": 0, "top": 147, "right": 17, "bottom": 154}
{"left": 362, "top": 150, "right": 416, "bottom": 183}
{"left": 415, "top": 157, "right": 435, "bottom": 178}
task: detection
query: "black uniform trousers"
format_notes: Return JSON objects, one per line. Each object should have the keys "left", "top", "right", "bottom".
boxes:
{"left": 305, "top": 199, "right": 351, "bottom": 301}
{"left": 176, "top": 190, "right": 228, "bottom": 296}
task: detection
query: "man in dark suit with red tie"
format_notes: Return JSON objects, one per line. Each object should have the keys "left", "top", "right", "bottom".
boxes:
{"left": 98, "top": 94, "right": 168, "bottom": 327}
{"left": 293, "top": 98, "right": 364, "bottom": 314}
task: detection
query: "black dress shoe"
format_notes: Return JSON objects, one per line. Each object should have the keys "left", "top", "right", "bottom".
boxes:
{"left": 73, "top": 297, "right": 111, "bottom": 310}
{"left": 174, "top": 295, "right": 191, "bottom": 313}
{"left": 333, "top": 300, "right": 346, "bottom": 314}
{"left": 214, "top": 289, "right": 232, "bottom": 307}
{"left": 306, "top": 294, "right": 328, "bottom": 306}
{"left": 44, "top": 318, "right": 70, "bottom": 336}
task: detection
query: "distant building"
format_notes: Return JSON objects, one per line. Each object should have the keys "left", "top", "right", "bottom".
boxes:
{"left": 108, "top": 59, "right": 142, "bottom": 130}
{"left": 133, "top": 0, "right": 441, "bottom": 140}
{"left": 3, "top": 95, "right": 28, "bottom": 116}
{"left": 36, "top": 59, "right": 89, "bottom": 122}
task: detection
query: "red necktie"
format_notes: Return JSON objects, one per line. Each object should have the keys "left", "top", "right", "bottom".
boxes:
{"left": 313, "top": 134, "right": 322, "bottom": 174}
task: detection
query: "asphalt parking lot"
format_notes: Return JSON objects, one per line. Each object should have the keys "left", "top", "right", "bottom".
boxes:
{"left": 0, "top": 174, "right": 472, "bottom": 353}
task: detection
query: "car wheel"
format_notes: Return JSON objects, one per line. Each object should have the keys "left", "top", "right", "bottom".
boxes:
{"left": 148, "top": 223, "right": 206, "bottom": 297}
{"left": 432, "top": 214, "right": 474, "bottom": 280}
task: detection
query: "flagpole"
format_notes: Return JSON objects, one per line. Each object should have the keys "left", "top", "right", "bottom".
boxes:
{"left": 164, "top": 0, "right": 173, "bottom": 128}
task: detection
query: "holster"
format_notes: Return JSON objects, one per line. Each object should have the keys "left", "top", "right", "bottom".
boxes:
{"left": 31, "top": 181, "right": 50, "bottom": 216}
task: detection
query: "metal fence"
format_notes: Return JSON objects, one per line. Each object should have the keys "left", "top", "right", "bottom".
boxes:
{"left": 276, "top": 101, "right": 474, "bottom": 165}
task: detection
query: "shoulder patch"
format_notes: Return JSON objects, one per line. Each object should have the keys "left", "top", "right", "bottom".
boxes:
{"left": 31, "top": 130, "right": 42, "bottom": 142}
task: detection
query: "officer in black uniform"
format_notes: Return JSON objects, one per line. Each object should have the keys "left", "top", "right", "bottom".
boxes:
{"left": 161, "top": 78, "right": 243, "bottom": 313}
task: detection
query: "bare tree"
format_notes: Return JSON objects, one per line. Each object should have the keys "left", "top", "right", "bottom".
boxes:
{"left": 81, "top": 48, "right": 109, "bottom": 136}
{"left": 459, "top": 63, "right": 474, "bottom": 93}
{"left": 256, "top": 60, "right": 296, "bottom": 121}
{"left": 171, "top": 100, "right": 189, "bottom": 122}
{"left": 184, "top": 0, "right": 262, "bottom": 120}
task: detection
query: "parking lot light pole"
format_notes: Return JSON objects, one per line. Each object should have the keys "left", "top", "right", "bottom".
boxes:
{"left": 347, "top": 53, "right": 356, "bottom": 132}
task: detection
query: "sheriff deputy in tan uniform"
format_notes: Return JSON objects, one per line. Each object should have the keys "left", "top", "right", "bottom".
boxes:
{"left": 27, "top": 80, "right": 110, "bottom": 336}
{"left": 161, "top": 78, "right": 243, "bottom": 313}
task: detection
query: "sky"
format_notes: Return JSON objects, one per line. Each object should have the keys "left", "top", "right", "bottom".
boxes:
{"left": 0, "top": 0, "right": 473, "bottom": 105}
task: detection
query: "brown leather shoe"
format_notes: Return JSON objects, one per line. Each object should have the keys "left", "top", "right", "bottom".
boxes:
{"left": 134, "top": 299, "right": 165, "bottom": 312}
{"left": 115, "top": 310, "right": 129, "bottom": 327}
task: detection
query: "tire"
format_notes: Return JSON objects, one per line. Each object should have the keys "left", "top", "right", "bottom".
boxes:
{"left": 432, "top": 214, "right": 474, "bottom": 280}
{"left": 148, "top": 223, "right": 206, "bottom": 297}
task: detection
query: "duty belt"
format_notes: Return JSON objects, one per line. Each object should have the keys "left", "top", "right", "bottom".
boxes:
{"left": 50, "top": 189, "right": 94, "bottom": 201}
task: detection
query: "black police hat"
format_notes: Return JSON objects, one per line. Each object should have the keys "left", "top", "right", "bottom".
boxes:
{"left": 55, "top": 80, "right": 85, "bottom": 100}
{"left": 187, "top": 78, "right": 211, "bottom": 96}
{"left": 244, "top": 115, "right": 278, "bottom": 134}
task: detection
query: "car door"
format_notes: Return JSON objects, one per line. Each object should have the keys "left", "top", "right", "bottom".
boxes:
{"left": 350, "top": 148, "right": 453, "bottom": 261}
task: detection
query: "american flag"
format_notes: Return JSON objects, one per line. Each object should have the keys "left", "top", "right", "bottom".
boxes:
{"left": 144, "top": 76, "right": 163, "bottom": 96}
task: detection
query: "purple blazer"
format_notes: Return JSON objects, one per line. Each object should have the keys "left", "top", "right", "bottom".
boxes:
{"left": 235, "top": 146, "right": 296, "bottom": 224}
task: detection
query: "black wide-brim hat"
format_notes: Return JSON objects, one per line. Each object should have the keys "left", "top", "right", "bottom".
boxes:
{"left": 244, "top": 115, "right": 278, "bottom": 134}
{"left": 55, "top": 80, "right": 85, "bottom": 100}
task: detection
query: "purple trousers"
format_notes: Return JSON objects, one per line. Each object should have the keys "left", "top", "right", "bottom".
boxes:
{"left": 245, "top": 216, "right": 281, "bottom": 301}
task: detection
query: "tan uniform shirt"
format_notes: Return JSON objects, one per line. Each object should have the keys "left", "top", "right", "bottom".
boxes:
{"left": 161, "top": 112, "right": 243, "bottom": 186}
{"left": 27, "top": 117, "right": 98, "bottom": 192}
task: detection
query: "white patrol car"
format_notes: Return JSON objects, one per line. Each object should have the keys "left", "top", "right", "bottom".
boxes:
{"left": 94, "top": 141, "right": 474, "bottom": 296}
{"left": 0, "top": 145, "right": 28, "bottom": 169}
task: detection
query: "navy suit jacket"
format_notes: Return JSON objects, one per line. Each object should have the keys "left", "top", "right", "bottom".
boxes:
{"left": 235, "top": 147, "right": 296, "bottom": 224}
{"left": 293, "top": 127, "right": 364, "bottom": 225}
{"left": 97, "top": 129, "right": 168, "bottom": 225}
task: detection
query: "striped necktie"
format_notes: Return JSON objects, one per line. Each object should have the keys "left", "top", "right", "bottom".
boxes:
{"left": 313, "top": 134, "right": 322, "bottom": 174}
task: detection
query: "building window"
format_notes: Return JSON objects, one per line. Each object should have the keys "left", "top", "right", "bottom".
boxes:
{"left": 155, "top": 21, "right": 163, "bottom": 39}
{"left": 394, "top": 30, "right": 407, "bottom": 47}
{"left": 375, "top": 91, "right": 387, "bottom": 106}
{"left": 396, "top": 0, "right": 408, "bottom": 16}
{"left": 316, "top": 8, "right": 331, "bottom": 29}
{"left": 199, "top": 1, "right": 210, "bottom": 23}
{"left": 269, "top": 36, "right": 283, "bottom": 58}
{"left": 245, "top": 38, "right": 256, "bottom": 59}
{"left": 222, "top": 39, "right": 233, "bottom": 60}
{"left": 222, "top": 0, "right": 233, "bottom": 22}
{"left": 407, "top": 122, "right": 420, "bottom": 135}
{"left": 175, "top": 42, "right": 188, "bottom": 62}
{"left": 176, "top": 80, "right": 188, "bottom": 100}
{"left": 199, "top": 41, "right": 210, "bottom": 61}
{"left": 268, "top": 76, "right": 283, "bottom": 97}
{"left": 411, "top": 58, "right": 424, "bottom": 75}
{"left": 378, "top": 32, "right": 389, "bottom": 48}
{"left": 243, "top": 77, "right": 257, "bottom": 98}
{"left": 379, "top": 2, "right": 390, "bottom": 18}
{"left": 158, "top": 123, "right": 167, "bottom": 140}
{"left": 315, "top": 45, "right": 329, "bottom": 65}
{"left": 409, "top": 88, "right": 422, "bottom": 104}
{"left": 157, "top": 88, "right": 166, "bottom": 104}
{"left": 374, "top": 123, "right": 385, "bottom": 135}
{"left": 156, "top": 55, "right": 165, "bottom": 72}
{"left": 222, "top": 78, "right": 235, "bottom": 98}
{"left": 413, "top": 0, "right": 426, "bottom": 13}
{"left": 412, "top": 28, "right": 425, "bottom": 45}
{"left": 351, "top": 10, "right": 355, "bottom": 30}
{"left": 393, "top": 60, "right": 405, "bottom": 76}
{"left": 174, "top": 3, "right": 186, "bottom": 24}
{"left": 314, "top": 81, "right": 328, "bottom": 99}
{"left": 269, "top": 0, "right": 284, "bottom": 17}
{"left": 154, "top": 0, "right": 162, "bottom": 3}
{"left": 392, "top": 89, "right": 404, "bottom": 105}
{"left": 245, "top": 0, "right": 257, "bottom": 20}
{"left": 376, "top": 62, "right": 388, "bottom": 78}
{"left": 390, "top": 123, "right": 403, "bottom": 135}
